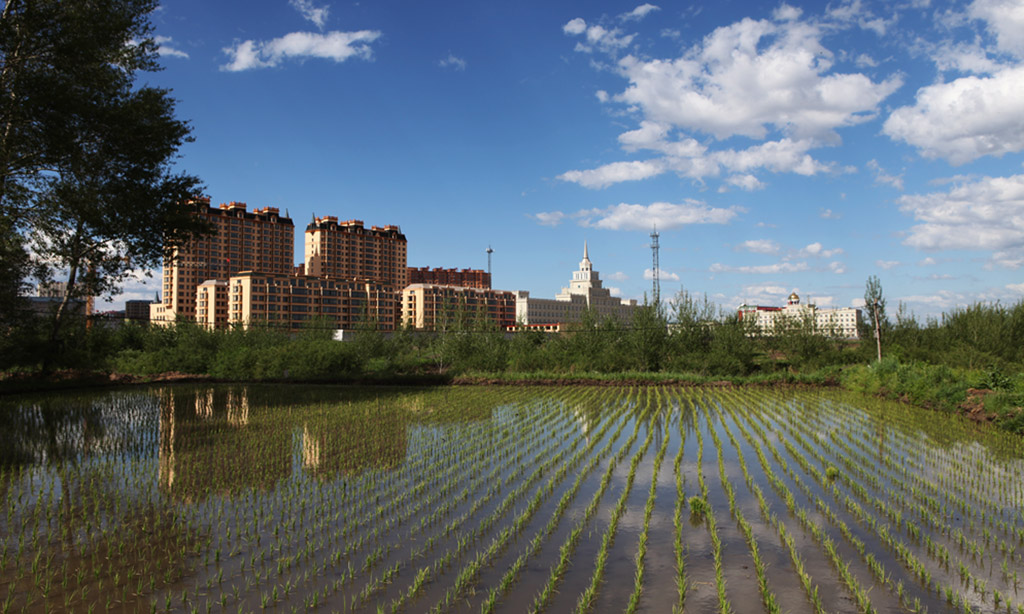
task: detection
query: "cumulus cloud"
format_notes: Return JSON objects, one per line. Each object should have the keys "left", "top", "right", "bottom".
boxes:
{"left": 897, "top": 173, "right": 1024, "bottom": 268}
{"left": 867, "top": 159, "right": 904, "bottom": 190}
{"left": 621, "top": 4, "right": 660, "bottom": 21}
{"left": 558, "top": 10, "right": 900, "bottom": 190}
{"left": 532, "top": 200, "right": 739, "bottom": 230}
{"left": 644, "top": 268, "right": 680, "bottom": 281}
{"left": 221, "top": 30, "right": 381, "bottom": 71}
{"left": 563, "top": 18, "right": 636, "bottom": 54}
{"left": 969, "top": 0, "right": 1024, "bottom": 57}
{"left": 799, "top": 242, "right": 844, "bottom": 258}
{"left": 154, "top": 36, "right": 189, "bottom": 59}
{"left": 558, "top": 159, "right": 665, "bottom": 189}
{"left": 614, "top": 18, "right": 901, "bottom": 142}
{"left": 532, "top": 211, "right": 566, "bottom": 226}
{"left": 883, "top": 66, "right": 1024, "bottom": 164}
{"left": 876, "top": 259, "right": 901, "bottom": 269}
{"left": 737, "top": 239, "right": 781, "bottom": 254}
{"left": 607, "top": 271, "right": 630, "bottom": 281}
{"left": 819, "top": 208, "right": 842, "bottom": 219}
{"left": 439, "top": 53, "right": 467, "bottom": 70}
{"left": 290, "top": 0, "right": 329, "bottom": 29}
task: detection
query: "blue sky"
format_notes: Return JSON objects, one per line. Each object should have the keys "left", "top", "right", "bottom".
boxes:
{"left": 110, "top": 0, "right": 1024, "bottom": 319}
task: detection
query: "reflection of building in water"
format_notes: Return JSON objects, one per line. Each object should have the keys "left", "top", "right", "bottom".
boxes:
{"left": 300, "top": 413, "right": 407, "bottom": 477}
{"left": 158, "top": 387, "right": 288, "bottom": 501}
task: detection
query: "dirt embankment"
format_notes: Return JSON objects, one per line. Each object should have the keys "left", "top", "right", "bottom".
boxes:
{"left": 960, "top": 388, "right": 999, "bottom": 422}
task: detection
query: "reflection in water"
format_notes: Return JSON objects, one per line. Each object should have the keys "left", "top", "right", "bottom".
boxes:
{"left": 158, "top": 387, "right": 290, "bottom": 502}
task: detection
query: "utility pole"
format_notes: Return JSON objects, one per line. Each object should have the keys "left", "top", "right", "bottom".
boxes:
{"left": 872, "top": 299, "right": 882, "bottom": 362}
{"left": 650, "top": 225, "right": 660, "bottom": 307}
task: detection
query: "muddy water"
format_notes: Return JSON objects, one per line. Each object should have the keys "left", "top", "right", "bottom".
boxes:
{"left": 1, "top": 384, "right": 1022, "bottom": 613}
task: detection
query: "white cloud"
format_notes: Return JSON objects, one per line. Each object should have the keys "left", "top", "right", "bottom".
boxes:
{"left": 564, "top": 19, "right": 636, "bottom": 54}
{"left": 851, "top": 297, "right": 867, "bottom": 308}
{"left": 558, "top": 159, "right": 665, "bottom": 188}
{"left": 221, "top": 30, "right": 381, "bottom": 71}
{"left": 737, "top": 239, "right": 781, "bottom": 254}
{"left": 898, "top": 173, "right": 1024, "bottom": 268}
{"left": 800, "top": 242, "right": 844, "bottom": 258}
{"left": 918, "top": 257, "right": 937, "bottom": 266}
{"left": 710, "top": 261, "right": 810, "bottom": 274}
{"left": 867, "top": 159, "right": 904, "bottom": 190}
{"left": 559, "top": 10, "right": 901, "bottom": 191}
{"left": 876, "top": 259, "right": 901, "bottom": 269}
{"left": 595, "top": 90, "right": 610, "bottom": 102}
{"left": 621, "top": 4, "right": 660, "bottom": 21}
{"left": 644, "top": 268, "right": 680, "bottom": 281}
{"left": 969, "top": 0, "right": 1024, "bottom": 57}
{"left": 614, "top": 17, "right": 902, "bottom": 142}
{"left": 883, "top": 66, "right": 1024, "bottom": 164}
{"left": 439, "top": 53, "right": 467, "bottom": 71}
{"left": 773, "top": 4, "right": 803, "bottom": 21}
{"left": 577, "top": 201, "right": 739, "bottom": 230}
{"left": 828, "top": 261, "right": 847, "bottom": 274}
{"left": 609, "top": 286, "right": 623, "bottom": 297}
{"left": 812, "top": 295, "right": 836, "bottom": 306}
{"left": 563, "top": 18, "right": 587, "bottom": 35}
{"left": 532, "top": 211, "right": 567, "bottom": 226}
{"left": 290, "top": 0, "right": 329, "bottom": 29}
{"left": 724, "top": 174, "right": 766, "bottom": 191}
{"left": 154, "top": 36, "right": 189, "bottom": 59}
{"left": 932, "top": 42, "right": 1003, "bottom": 75}
{"left": 534, "top": 200, "right": 739, "bottom": 230}
{"left": 819, "top": 208, "right": 842, "bottom": 219}
{"left": 1008, "top": 282, "right": 1024, "bottom": 293}
{"left": 607, "top": 271, "right": 630, "bottom": 281}
{"left": 855, "top": 53, "right": 878, "bottom": 68}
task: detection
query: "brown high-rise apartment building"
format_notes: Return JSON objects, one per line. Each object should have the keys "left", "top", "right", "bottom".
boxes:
{"left": 155, "top": 199, "right": 294, "bottom": 322}
{"left": 407, "top": 267, "right": 490, "bottom": 289}
{"left": 304, "top": 217, "right": 407, "bottom": 289}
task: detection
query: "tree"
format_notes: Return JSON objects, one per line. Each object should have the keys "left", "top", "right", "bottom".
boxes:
{"left": 0, "top": 0, "right": 207, "bottom": 364}
{"left": 863, "top": 275, "right": 887, "bottom": 361}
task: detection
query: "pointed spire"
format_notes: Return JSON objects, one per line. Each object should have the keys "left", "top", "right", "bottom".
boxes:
{"left": 583, "top": 241, "right": 589, "bottom": 260}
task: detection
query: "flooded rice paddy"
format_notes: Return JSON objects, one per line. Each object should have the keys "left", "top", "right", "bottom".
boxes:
{"left": 1, "top": 384, "right": 1023, "bottom": 613}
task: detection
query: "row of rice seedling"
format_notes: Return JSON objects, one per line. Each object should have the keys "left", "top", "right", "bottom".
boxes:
{"left": 479, "top": 387, "right": 636, "bottom": 614}
{"left": 744, "top": 386, "right": 1024, "bottom": 614}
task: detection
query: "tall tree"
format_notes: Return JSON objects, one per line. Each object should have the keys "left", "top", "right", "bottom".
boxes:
{"left": 0, "top": 0, "right": 207, "bottom": 361}
{"left": 863, "top": 275, "right": 887, "bottom": 361}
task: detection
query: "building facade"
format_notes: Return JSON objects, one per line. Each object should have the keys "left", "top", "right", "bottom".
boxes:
{"left": 304, "top": 217, "right": 407, "bottom": 289}
{"left": 738, "top": 293, "right": 862, "bottom": 339}
{"left": 125, "top": 299, "right": 154, "bottom": 322}
{"left": 228, "top": 272, "right": 398, "bottom": 331}
{"left": 514, "top": 243, "right": 639, "bottom": 326}
{"left": 154, "top": 199, "right": 294, "bottom": 323}
{"left": 401, "top": 284, "right": 516, "bottom": 330}
{"left": 407, "top": 267, "right": 491, "bottom": 289}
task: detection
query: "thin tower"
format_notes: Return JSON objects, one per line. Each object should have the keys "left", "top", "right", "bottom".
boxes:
{"left": 650, "top": 225, "right": 660, "bottom": 306}
{"left": 486, "top": 245, "right": 494, "bottom": 279}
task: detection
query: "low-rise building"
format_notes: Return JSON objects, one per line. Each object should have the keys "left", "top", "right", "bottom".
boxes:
{"left": 402, "top": 284, "right": 516, "bottom": 330}
{"left": 228, "top": 272, "right": 398, "bottom": 331}
{"left": 738, "top": 293, "right": 862, "bottom": 339}
{"left": 515, "top": 243, "right": 638, "bottom": 327}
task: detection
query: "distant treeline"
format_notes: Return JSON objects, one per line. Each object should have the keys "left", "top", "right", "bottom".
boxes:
{"left": 3, "top": 292, "right": 1023, "bottom": 432}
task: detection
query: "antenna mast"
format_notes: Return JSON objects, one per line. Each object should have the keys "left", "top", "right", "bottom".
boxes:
{"left": 650, "top": 226, "right": 660, "bottom": 306}
{"left": 486, "top": 245, "right": 494, "bottom": 280}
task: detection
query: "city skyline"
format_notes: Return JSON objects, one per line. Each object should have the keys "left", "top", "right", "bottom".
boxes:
{"left": 101, "top": 0, "right": 1024, "bottom": 318}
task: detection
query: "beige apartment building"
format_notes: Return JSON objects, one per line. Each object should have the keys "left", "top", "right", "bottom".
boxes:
{"left": 153, "top": 199, "right": 294, "bottom": 323}
{"left": 228, "top": 272, "right": 398, "bottom": 331}
{"left": 402, "top": 284, "right": 516, "bottom": 330}
{"left": 304, "top": 216, "right": 407, "bottom": 289}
